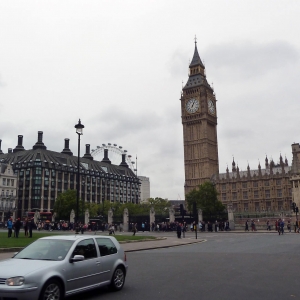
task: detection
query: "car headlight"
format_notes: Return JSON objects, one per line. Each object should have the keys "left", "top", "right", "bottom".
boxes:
{"left": 6, "top": 277, "right": 25, "bottom": 286}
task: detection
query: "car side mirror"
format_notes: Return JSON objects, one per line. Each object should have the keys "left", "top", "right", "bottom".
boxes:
{"left": 70, "top": 255, "right": 85, "bottom": 263}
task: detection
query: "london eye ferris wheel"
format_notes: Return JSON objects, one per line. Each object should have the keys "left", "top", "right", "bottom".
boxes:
{"left": 90, "top": 143, "right": 137, "bottom": 174}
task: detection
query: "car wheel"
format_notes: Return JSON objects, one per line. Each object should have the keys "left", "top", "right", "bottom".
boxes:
{"left": 110, "top": 267, "right": 125, "bottom": 291}
{"left": 39, "top": 279, "right": 63, "bottom": 300}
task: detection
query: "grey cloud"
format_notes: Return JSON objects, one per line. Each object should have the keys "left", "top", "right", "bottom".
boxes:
{"left": 203, "top": 40, "right": 299, "bottom": 80}
{"left": 166, "top": 48, "right": 189, "bottom": 79}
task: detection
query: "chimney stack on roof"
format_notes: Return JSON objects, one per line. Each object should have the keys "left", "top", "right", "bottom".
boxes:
{"left": 8, "top": 148, "right": 12, "bottom": 153}
{"left": 83, "top": 144, "right": 93, "bottom": 160}
{"left": 101, "top": 148, "right": 111, "bottom": 164}
{"left": 61, "top": 138, "right": 73, "bottom": 156}
{"left": 33, "top": 131, "right": 47, "bottom": 150}
{"left": 119, "top": 153, "right": 128, "bottom": 168}
{"left": 13, "top": 135, "right": 25, "bottom": 153}
{"left": 0, "top": 139, "right": 3, "bottom": 154}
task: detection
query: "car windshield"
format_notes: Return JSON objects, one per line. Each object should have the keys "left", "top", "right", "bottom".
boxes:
{"left": 14, "top": 239, "right": 74, "bottom": 261}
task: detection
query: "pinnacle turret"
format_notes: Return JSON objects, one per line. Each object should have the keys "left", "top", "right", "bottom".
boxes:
{"left": 189, "top": 40, "right": 205, "bottom": 68}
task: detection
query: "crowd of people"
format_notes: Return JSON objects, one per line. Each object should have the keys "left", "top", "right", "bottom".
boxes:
{"left": 244, "top": 218, "right": 300, "bottom": 234}
{"left": 9, "top": 217, "right": 300, "bottom": 238}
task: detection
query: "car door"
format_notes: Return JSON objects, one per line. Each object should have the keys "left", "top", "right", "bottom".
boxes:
{"left": 65, "top": 238, "right": 101, "bottom": 293}
{"left": 95, "top": 237, "right": 118, "bottom": 283}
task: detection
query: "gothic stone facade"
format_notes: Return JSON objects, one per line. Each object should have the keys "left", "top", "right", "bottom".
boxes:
{"left": 216, "top": 156, "right": 292, "bottom": 213}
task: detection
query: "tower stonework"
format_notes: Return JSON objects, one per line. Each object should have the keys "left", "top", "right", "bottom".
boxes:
{"left": 181, "top": 42, "right": 219, "bottom": 195}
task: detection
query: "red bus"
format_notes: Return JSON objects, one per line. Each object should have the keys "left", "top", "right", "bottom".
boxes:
{"left": 27, "top": 212, "right": 52, "bottom": 222}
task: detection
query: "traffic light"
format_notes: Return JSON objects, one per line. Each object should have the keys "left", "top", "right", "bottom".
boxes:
{"left": 296, "top": 207, "right": 299, "bottom": 213}
{"left": 292, "top": 202, "right": 296, "bottom": 212}
{"left": 179, "top": 204, "right": 183, "bottom": 215}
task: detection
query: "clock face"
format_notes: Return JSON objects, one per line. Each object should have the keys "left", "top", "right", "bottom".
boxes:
{"left": 185, "top": 98, "right": 199, "bottom": 114}
{"left": 208, "top": 99, "right": 215, "bottom": 114}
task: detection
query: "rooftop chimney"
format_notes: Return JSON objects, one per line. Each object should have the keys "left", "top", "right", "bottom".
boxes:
{"left": 61, "top": 138, "right": 73, "bottom": 156}
{"left": 101, "top": 148, "right": 111, "bottom": 164}
{"left": 119, "top": 153, "right": 128, "bottom": 168}
{"left": 8, "top": 148, "right": 12, "bottom": 153}
{"left": 83, "top": 144, "right": 93, "bottom": 160}
{"left": 13, "top": 135, "right": 25, "bottom": 153}
{"left": 33, "top": 131, "right": 47, "bottom": 150}
{"left": 0, "top": 139, "right": 3, "bottom": 154}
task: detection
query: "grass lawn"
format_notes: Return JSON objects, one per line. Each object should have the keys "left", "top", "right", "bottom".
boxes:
{"left": 0, "top": 231, "right": 156, "bottom": 248}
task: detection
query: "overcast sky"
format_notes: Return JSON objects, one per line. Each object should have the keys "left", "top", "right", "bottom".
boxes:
{"left": 1, "top": 1, "right": 300, "bottom": 200}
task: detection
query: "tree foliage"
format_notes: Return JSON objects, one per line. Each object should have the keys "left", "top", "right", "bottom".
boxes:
{"left": 54, "top": 190, "right": 171, "bottom": 221}
{"left": 186, "top": 182, "right": 225, "bottom": 215}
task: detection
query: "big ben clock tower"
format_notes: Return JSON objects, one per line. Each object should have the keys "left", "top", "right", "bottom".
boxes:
{"left": 181, "top": 41, "right": 219, "bottom": 195}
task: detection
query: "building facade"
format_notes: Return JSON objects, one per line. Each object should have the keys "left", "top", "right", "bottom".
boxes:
{"left": 216, "top": 156, "right": 292, "bottom": 213}
{"left": 0, "top": 161, "right": 17, "bottom": 221}
{"left": 181, "top": 41, "right": 219, "bottom": 195}
{"left": 0, "top": 133, "right": 140, "bottom": 219}
{"left": 138, "top": 176, "right": 150, "bottom": 202}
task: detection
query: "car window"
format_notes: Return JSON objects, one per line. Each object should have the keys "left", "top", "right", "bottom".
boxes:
{"left": 72, "top": 239, "right": 97, "bottom": 259}
{"left": 14, "top": 239, "right": 74, "bottom": 261}
{"left": 95, "top": 238, "right": 117, "bottom": 256}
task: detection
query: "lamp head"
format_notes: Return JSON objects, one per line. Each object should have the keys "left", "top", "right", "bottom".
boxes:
{"left": 75, "top": 119, "right": 84, "bottom": 135}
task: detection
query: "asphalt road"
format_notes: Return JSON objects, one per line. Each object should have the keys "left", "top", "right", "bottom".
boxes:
{"left": 64, "top": 232, "right": 299, "bottom": 300}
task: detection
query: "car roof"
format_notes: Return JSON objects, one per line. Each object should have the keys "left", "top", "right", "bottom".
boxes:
{"left": 40, "top": 235, "right": 115, "bottom": 241}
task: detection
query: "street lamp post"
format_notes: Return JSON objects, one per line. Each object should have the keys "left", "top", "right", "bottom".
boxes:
{"left": 75, "top": 119, "right": 84, "bottom": 233}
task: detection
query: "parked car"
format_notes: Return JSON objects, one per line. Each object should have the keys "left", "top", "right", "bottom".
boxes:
{"left": 0, "top": 235, "right": 128, "bottom": 300}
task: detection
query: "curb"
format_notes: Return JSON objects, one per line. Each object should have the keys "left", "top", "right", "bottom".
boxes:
{"left": 119, "top": 237, "right": 166, "bottom": 244}
{"left": 125, "top": 239, "right": 206, "bottom": 252}
{"left": 0, "top": 247, "right": 23, "bottom": 253}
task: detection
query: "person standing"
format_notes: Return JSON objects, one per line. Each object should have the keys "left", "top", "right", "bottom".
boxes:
{"left": 28, "top": 218, "right": 34, "bottom": 238}
{"left": 14, "top": 218, "right": 21, "bottom": 238}
{"left": 215, "top": 220, "right": 219, "bottom": 232}
{"left": 176, "top": 223, "right": 182, "bottom": 238}
{"left": 287, "top": 220, "right": 291, "bottom": 233}
{"left": 23, "top": 218, "right": 28, "bottom": 237}
{"left": 141, "top": 222, "right": 145, "bottom": 232}
{"left": 182, "top": 222, "right": 186, "bottom": 238}
{"left": 7, "top": 218, "right": 13, "bottom": 238}
{"left": 132, "top": 223, "right": 137, "bottom": 236}
{"left": 245, "top": 220, "right": 249, "bottom": 231}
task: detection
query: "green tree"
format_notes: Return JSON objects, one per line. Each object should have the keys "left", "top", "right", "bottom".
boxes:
{"left": 54, "top": 189, "right": 79, "bottom": 221}
{"left": 186, "top": 182, "right": 225, "bottom": 215}
{"left": 54, "top": 189, "right": 102, "bottom": 221}
{"left": 144, "top": 197, "right": 171, "bottom": 215}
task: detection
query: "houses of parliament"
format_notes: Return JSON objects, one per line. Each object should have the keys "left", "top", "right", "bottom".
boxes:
{"left": 181, "top": 41, "right": 300, "bottom": 213}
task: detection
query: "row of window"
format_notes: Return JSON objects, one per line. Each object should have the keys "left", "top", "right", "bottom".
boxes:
{"left": 221, "top": 179, "right": 287, "bottom": 190}
{"left": 1, "top": 178, "right": 15, "bottom": 187}
{"left": 1, "top": 189, "right": 14, "bottom": 197}
{"left": 222, "top": 189, "right": 291, "bottom": 200}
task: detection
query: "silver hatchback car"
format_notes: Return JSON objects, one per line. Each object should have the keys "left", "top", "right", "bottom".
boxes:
{"left": 0, "top": 235, "right": 128, "bottom": 300}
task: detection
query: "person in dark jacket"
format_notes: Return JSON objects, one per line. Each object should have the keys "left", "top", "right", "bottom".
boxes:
{"left": 14, "top": 218, "right": 21, "bottom": 238}
{"left": 176, "top": 223, "right": 182, "bottom": 238}
{"left": 28, "top": 218, "right": 34, "bottom": 238}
